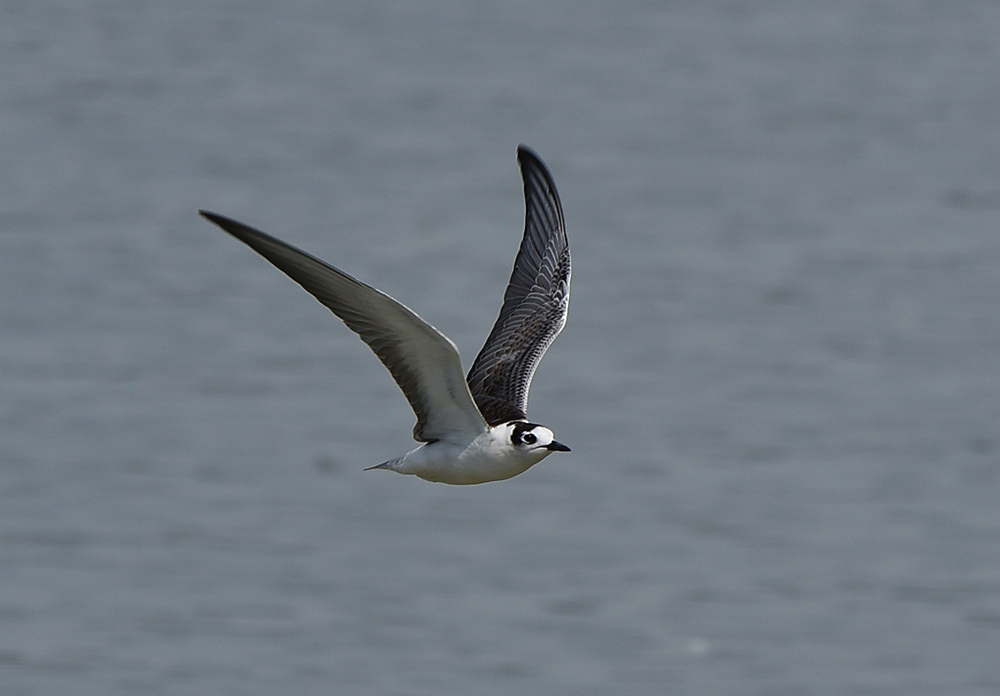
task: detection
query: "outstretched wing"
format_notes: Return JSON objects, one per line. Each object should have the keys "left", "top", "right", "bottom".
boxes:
{"left": 200, "top": 211, "right": 487, "bottom": 443}
{"left": 465, "top": 146, "right": 571, "bottom": 425}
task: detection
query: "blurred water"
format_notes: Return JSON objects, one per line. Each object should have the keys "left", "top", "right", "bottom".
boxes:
{"left": 3, "top": 1, "right": 1000, "bottom": 694}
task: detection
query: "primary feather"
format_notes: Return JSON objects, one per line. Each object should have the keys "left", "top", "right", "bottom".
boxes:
{"left": 466, "top": 146, "right": 571, "bottom": 425}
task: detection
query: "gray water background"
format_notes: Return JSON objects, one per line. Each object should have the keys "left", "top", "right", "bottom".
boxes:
{"left": 3, "top": 1, "right": 1000, "bottom": 694}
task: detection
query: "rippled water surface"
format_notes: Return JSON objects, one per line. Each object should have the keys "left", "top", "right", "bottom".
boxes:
{"left": 3, "top": 2, "right": 1000, "bottom": 694}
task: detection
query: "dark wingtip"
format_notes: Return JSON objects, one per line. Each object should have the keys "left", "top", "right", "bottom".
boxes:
{"left": 516, "top": 144, "right": 542, "bottom": 166}
{"left": 515, "top": 145, "right": 559, "bottom": 200}
{"left": 199, "top": 209, "right": 227, "bottom": 226}
{"left": 197, "top": 210, "right": 263, "bottom": 246}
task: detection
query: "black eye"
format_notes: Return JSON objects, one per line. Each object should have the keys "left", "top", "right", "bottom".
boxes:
{"left": 522, "top": 433, "right": 537, "bottom": 445}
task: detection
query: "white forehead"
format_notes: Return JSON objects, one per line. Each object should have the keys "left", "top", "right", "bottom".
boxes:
{"left": 510, "top": 422, "right": 554, "bottom": 444}
{"left": 531, "top": 426, "right": 554, "bottom": 441}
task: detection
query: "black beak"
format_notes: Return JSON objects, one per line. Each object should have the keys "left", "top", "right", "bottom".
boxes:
{"left": 547, "top": 441, "right": 571, "bottom": 452}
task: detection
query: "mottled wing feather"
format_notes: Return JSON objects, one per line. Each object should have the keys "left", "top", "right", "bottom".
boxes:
{"left": 466, "top": 147, "right": 571, "bottom": 425}
{"left": 200, "top": 211, "right": 487, "bottom": 443}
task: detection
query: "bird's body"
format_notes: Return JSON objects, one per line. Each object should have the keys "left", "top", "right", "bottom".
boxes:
{"left": 374, "top": 421, "right": 564, "bottom": 485}
{"left": 201, "top": 146, "right": 570, "bottom": 484}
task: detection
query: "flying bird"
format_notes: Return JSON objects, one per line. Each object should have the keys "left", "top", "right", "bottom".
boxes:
{"left": 200, "top": 146, "right": 571, "bottom": 484}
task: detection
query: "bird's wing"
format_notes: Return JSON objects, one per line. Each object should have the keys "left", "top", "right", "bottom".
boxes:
{"left": 465, "top": 146, "right": 571, "bottom": 425}
{"left": 200, "top": 211, "right": 487, "bottom": 443}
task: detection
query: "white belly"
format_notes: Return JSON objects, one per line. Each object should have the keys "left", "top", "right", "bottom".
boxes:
{"left": 386, "top": 433, "right": 553, "bottom": 485}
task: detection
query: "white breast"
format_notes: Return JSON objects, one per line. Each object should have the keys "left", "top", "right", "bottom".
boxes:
{"left": 383, "top": 429, "right": 553, "bottom": 484}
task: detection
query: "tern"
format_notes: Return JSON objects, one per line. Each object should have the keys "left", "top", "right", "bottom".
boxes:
{"left": 200, "top": 146, "right": 571, "bottom": 484}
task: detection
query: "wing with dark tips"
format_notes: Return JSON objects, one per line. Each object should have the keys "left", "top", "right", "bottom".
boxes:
{"left": 200, "top": 211, "right": 487, "bottom": 443}
{"left": 465, "top": 147, "right": 571, "bottom": 425}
